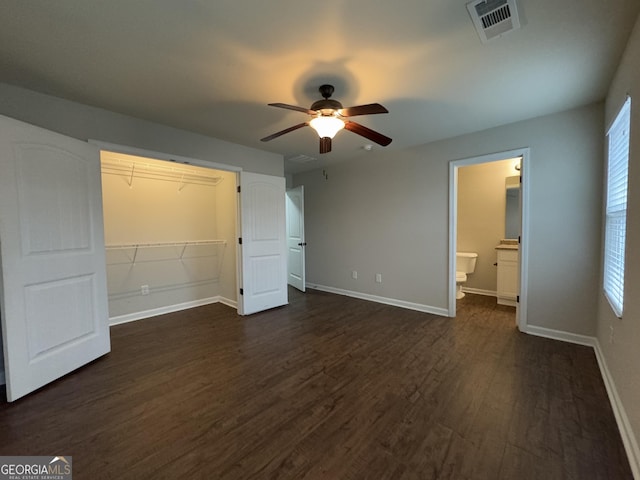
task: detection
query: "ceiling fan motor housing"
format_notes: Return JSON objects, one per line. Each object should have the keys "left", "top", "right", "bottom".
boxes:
{"left": 310, "top": 98, "right": 343, "bottom": 113}
{"left": 261, "top": 83, "right": 392, "bottom": 153}
{"left": 311, "top": 84, "right": 343, "bottom": 113}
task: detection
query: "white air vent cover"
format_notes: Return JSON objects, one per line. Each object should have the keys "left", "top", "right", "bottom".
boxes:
{"left": 467, "top": 0, "right": 521, "bottom": 43}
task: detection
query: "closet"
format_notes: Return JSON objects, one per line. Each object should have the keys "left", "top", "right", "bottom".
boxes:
{"left": 100, "top": 151, "right": 238, "bottom": 322}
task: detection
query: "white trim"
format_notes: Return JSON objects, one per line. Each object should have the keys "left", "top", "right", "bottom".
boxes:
{"left": 448, "top": 162, "right": 458, "bottom": 315}
{"left": 462, "top": 287, "right": 497, "bottom": 297}
{"left": 307, "top": 284, "right": 449, "bottom": 317}
{"left": 109, "top": 296, "right": 220, "bottom": 326}
{"left": 448, "top": 148, "right": 530, "bottom": 333}
{"left": 593, "top": 340, "right": 640, "bottom": 480}
{"left": 218, "top": 296, "right": 237, "bottom": 309}
{"left": 517, "top": 151, "right": 531, "bottom": 332}
{"left": 522, "top": 324, "right": 596, "bottom": 347}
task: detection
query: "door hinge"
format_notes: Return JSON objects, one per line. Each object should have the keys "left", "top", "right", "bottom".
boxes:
{"left": 517, "top": 295, "right": 520, "bottom": 303}
{"left": 518, "top": 235, "right": 521, "bottom": 244}
{"left": 237, "top": 185, "right": 241, "bottom": 193}
{"left": 519, "top": 175, "right": 522, "bottom": 184}
{"left": 240, "top": 288, "right": 244, "bottom": 295}
{"left": 238, "top": 237, "right": 242, "bottom": 245}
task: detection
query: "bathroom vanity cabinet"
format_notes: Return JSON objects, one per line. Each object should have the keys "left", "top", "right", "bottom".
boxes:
{"left": 496, "top": 246, "right": 518, "bottom": 307}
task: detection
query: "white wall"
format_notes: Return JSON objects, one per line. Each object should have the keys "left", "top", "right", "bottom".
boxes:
{"left": 458, "top": 159, "right": 517, "bottom": 293}
{"left": 294, "top": 102, "right": 603, "bottom": 335}
{"left": 0, "top": 83, "right": 283, "bottom": 176}
{"left": 599, "top": 13, "right": 640, "bottom": 472}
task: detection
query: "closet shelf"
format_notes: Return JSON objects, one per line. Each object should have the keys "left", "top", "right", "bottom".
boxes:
{"left": 106, "top": 240, "right": 227, "bottom": 264}
{"left": 101, "top": 157, "right": 223, "bottom": 189}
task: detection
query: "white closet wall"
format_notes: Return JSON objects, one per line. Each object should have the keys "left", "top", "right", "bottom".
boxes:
{"left": 101, "top": 152, "right": 237, "bottom": 322}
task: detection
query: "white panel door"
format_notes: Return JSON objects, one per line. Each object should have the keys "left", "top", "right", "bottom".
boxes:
{"left": 286, "top": 186, "right": 306, "bottom": 292}
{"left": 0, "top": 114, "right": 111, "bottom": 402}
{"left": 238, "top": 172, "right": 287, "bottom": 315}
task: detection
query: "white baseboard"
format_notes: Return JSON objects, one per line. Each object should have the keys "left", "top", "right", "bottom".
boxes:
{"left": 593, "top": 340, "right": 640, "bottom": 480}
{"left": 218, "top": 296, "right": 237, "bottom": 309}
{"left": 306, "top": 283, "right": 449, "bottom": 317}
{"left": 461, "top": 287, "right": 496, "bottom": 297}
{"left": 109, "top": 296, "right": 221, "bottom": 326}
{"left": 523, "top": 324, "right": 596, "bottom": 347}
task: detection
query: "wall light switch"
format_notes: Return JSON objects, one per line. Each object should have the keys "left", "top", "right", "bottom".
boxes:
{"left": 141, "top": 284, "right": 150, "bottom": 295}
{"left": 352, "top": 270, "right": 358, "bottom": 279}
{"left": 375, "top": 273, "right": 382, "bottom": 283}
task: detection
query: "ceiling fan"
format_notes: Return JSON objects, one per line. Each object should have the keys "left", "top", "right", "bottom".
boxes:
{"left": 261, "top": 84, "right": 392, "bottom": 154}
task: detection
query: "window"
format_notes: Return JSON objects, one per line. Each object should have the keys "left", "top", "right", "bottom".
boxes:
{"left": 604, "top": 97, "right": 631, "bottom": 317}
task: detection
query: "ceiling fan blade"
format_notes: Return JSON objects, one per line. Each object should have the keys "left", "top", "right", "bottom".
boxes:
{"left": 268, "top": 103, "right": 317, "bottom": 115}
{"left": 339, "top": 103, "right": 388, "bottom": 117}
{"left": 260, "top": 122, "right": 309, "bottom": 142}
{"left": 319, "top": 137, "right": 332, "bottom": 154}
{"left": 344, "top": 121, "right": 392, "bottom": 146}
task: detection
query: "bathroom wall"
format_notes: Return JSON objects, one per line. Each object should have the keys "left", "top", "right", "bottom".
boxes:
{"left": 101, "top": 153, "right": 237, "bottom": 320}
{"left": 457, "top": 159, "right": 518, "bottom": 294}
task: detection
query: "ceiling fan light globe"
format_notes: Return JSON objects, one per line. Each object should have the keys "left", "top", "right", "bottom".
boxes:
{"left": 309, "top": 115, "right": 345, "bottom": 139}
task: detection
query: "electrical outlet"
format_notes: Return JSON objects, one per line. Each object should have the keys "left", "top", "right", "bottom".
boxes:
{"left": 141, "top": 284, "right": 150, "bottom": 295}
{"left": 375, "top": 273, "right": 382, "bottom": 283}
{"left": 352, "top": 270, "right": 358, "bottom": 279}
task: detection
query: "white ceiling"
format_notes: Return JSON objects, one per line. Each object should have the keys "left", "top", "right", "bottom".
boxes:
{"left": 1, "top": 1, "right": 638, "bottom": 174}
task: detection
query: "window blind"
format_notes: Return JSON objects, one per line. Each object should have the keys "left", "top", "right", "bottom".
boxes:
{"left": 604, "top": 97, "right": 631, "bottom": 318}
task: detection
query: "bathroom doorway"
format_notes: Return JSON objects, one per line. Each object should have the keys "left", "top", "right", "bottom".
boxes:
{"left": 448, "top": 148, "right": 530, "bottom": 331}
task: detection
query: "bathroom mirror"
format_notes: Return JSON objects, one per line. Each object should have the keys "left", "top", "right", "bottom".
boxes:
{"left": 505, "top": 176, "right": 520, "bottom": 239}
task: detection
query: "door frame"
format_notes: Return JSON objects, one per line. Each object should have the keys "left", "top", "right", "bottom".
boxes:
{"left": 448, "top": 147, "right": 530, "bottom": 331}
{"left": 89, "top": 140, "right": 245, "bottom": 312}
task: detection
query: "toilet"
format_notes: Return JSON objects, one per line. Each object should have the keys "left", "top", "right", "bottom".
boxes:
{"left": 456, "top": 252, "right": 478, "bottom": 299}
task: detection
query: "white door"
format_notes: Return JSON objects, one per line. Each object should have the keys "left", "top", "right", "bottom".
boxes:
{"left": 516, "top": 173, "right": 523, "bottom": 326}
{"left": 238, "top": 172, "right": 287, "bottom": 315}
{"left": 286, "top": 186, "right": 306, "bottom": 292}
{"left": 0, "top": 115, "right": 111, "bottom": 402}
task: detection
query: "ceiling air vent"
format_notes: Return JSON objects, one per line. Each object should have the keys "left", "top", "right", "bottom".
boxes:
{"left": 286, "top": 154, "right": 317, "bottom": 164}
{"left": 466, "top": 0, "right": 521, "bottom": 43}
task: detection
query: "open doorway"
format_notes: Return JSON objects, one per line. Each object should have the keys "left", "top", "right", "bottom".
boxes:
{"left": 286, "top": 186, "right": 306, "bottom": 292}
{"left": 96, "top": 143, "right": 289, "bottom": 321}
{"left": 449, "top": 148, "right": 530, "bottom": 330}
{"left": 100, "top": 150, "right": 239, "bottom": 324}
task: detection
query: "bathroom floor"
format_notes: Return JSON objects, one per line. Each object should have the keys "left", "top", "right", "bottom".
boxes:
{"left": 457, "top": 292, "right": 517, "bottom": 325}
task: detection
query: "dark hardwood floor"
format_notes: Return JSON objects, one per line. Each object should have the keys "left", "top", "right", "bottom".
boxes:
{"left": 0, "top": 289, "right": 632, "bottom": 479}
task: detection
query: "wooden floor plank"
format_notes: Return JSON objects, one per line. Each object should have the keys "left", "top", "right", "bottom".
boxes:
{"left": 0, "top": 289, "right": 632, "bottom": 479}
